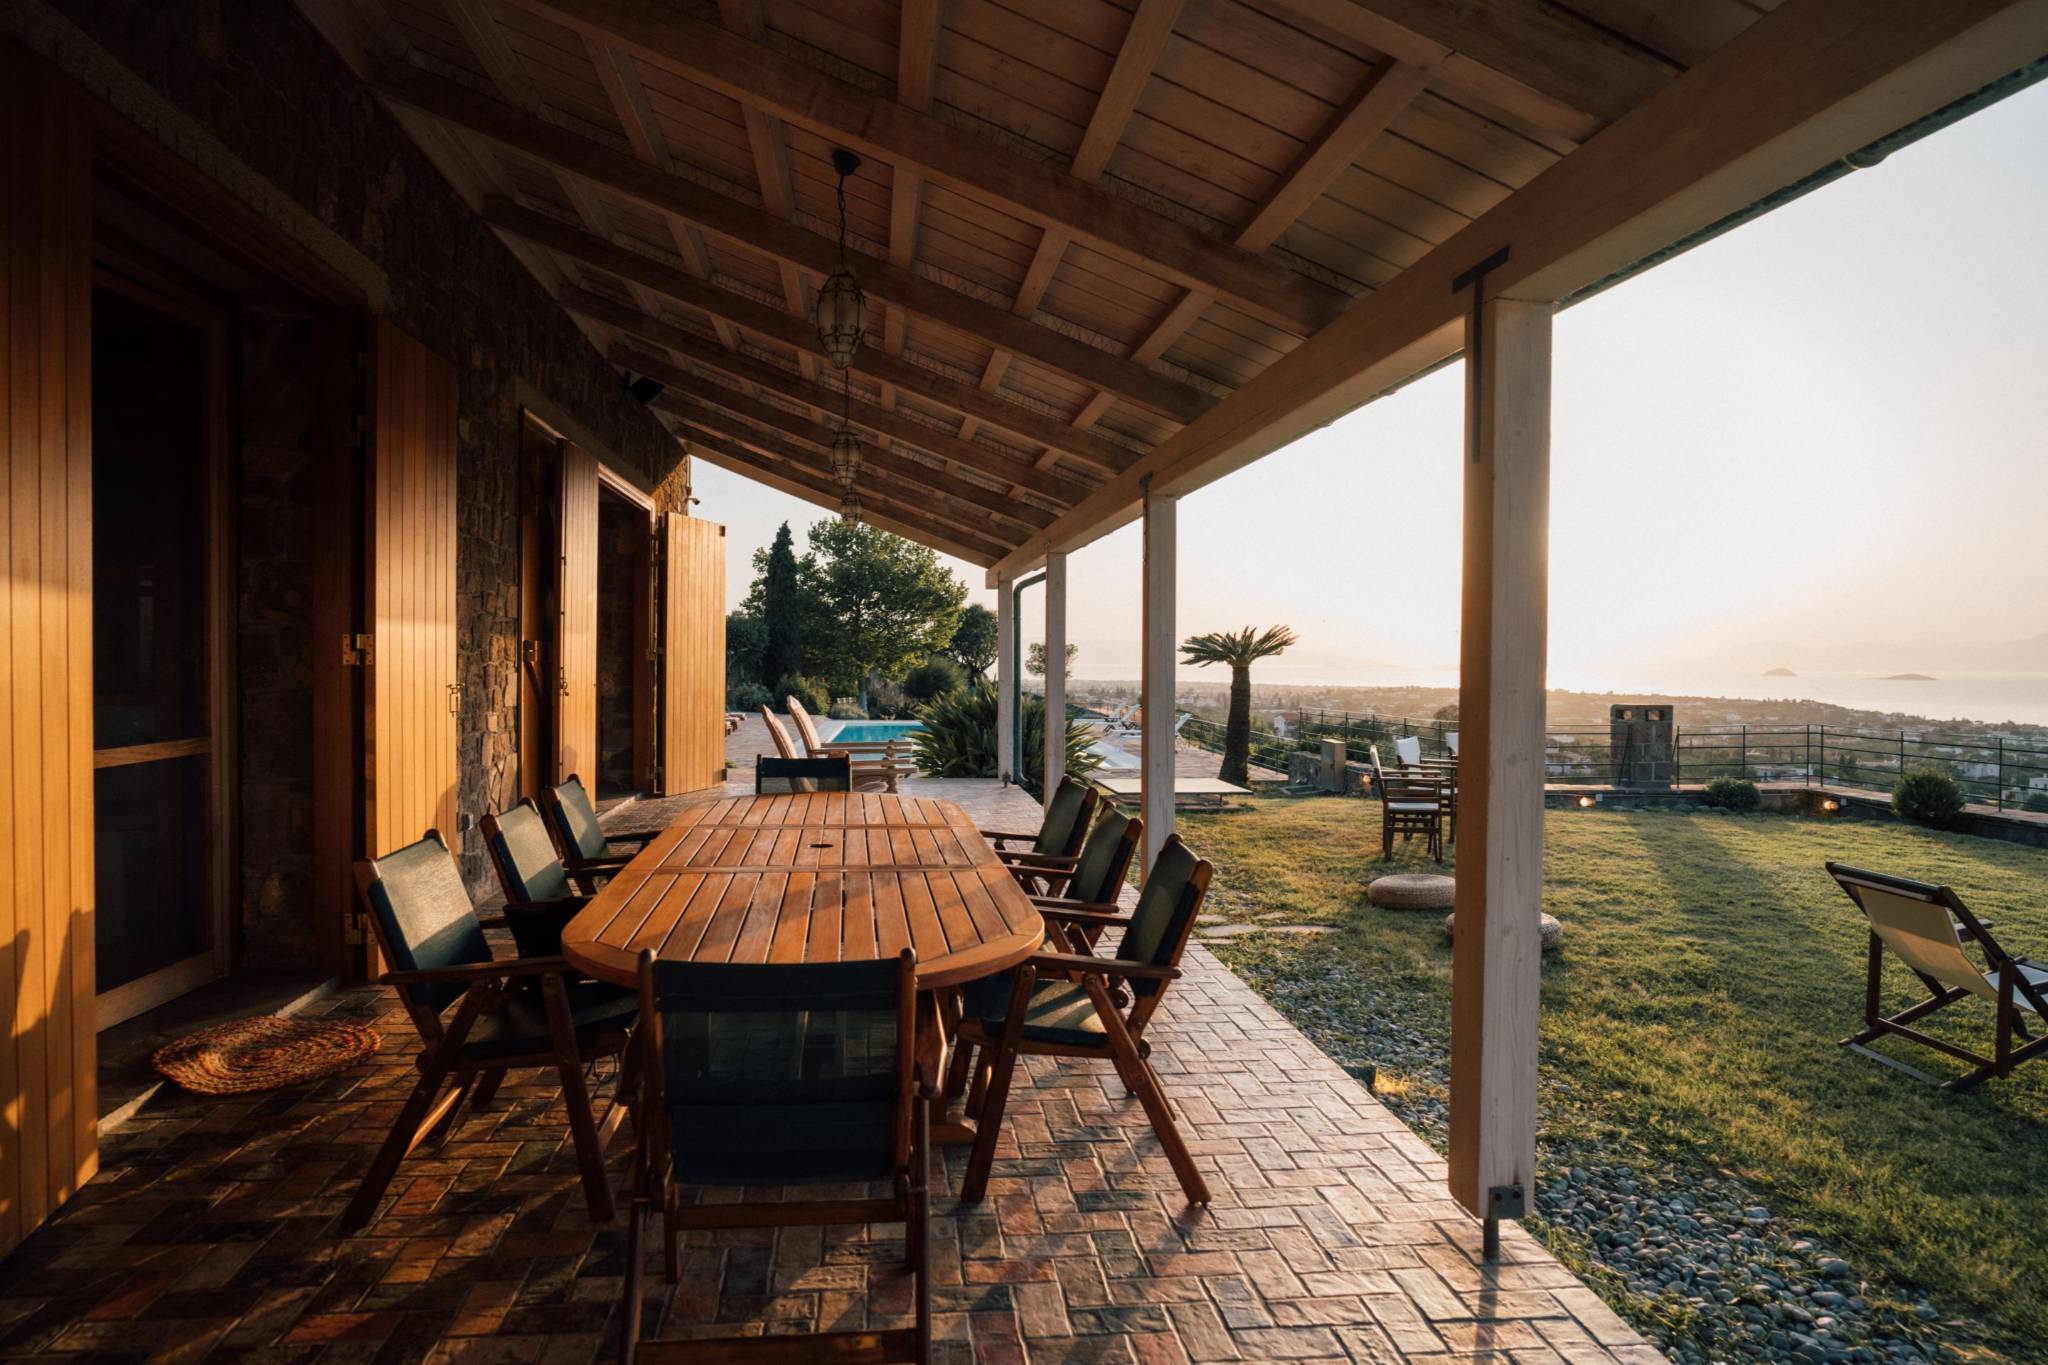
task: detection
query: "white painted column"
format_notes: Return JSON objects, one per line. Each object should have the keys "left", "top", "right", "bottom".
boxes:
{"left": 1140, "top": 482, "right": 1177, "bottom": 870}
{"left": 995, "top": 574, "right": 1017, "bottom": 784}
{"left": 1042, "top": 551, "right": 1068, "bottom": 812}
{"left": 1447, "top": 297, "right": 1552, "bottom": 1244}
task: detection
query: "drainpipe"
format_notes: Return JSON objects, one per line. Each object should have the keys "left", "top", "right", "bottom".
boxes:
{"left": 1007, "top": 570, "right": 1045, "bottom": 785}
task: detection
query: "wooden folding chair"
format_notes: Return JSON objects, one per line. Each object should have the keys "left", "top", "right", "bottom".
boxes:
{"left": 621, "top": 951, "right": 932, "bottom": 1364}
{"left": 342, "top": 831, "right": 635, "bottom": 1230}
{"left": 1367, "top": 744, "right": 1444, "bottom": 861}
{"left": 541, "top": 773, "right": 660, "bottom": 867}
{"left": 482, "top": 799, "right": 614, "bottom": 906}
{"left": 1827, "top": 862, "right": 2048, "bottom": 1089}
{"left": 956, "top": 834, "right": 1214, "bottom": 1205}
{"left": 985, "top": 775, "right": 1098, "bottom": 868}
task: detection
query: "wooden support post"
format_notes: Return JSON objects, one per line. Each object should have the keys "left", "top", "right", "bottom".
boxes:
{"left": 1043, "top": 552, "right": 1068, "bottom": 812}
{"left": 996, "top": 575, "right": 1017, "bottom": 784}
{"left": 1448, "top": 296, "right": 1552, "bottom": 1252}
{"left": 1141, "top": 482, "right": 1177, "bottom": 869}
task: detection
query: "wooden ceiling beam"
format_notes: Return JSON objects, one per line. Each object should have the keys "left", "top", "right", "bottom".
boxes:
{"left": 376, "top": 68, "right": 1215, "bottom": 426}
{"left": 503, "top": 0, "right": 1349, "bottom": 337}
{"left": 643, "top": 372, "right": 1054, "bottom": 533}
{"left": 554, "top": 275, "right": 1138, "bottom": 476}
{"left": 606, "top": 334, "right": 1093, "bottom": 508}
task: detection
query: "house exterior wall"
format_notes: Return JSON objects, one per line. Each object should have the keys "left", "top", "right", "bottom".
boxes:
{"left": 6, "top": 0, "right": 686, "bottom": 896}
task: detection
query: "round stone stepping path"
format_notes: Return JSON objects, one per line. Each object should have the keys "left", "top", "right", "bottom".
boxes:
{"left": 1443, "top": 910, "right": 1564, "bottom": 952}
{"left": 1367, "top": 873, "right": 1456, "bottom": 911}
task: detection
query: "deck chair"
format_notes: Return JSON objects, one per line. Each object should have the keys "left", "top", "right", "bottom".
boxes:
{"left": 756, "top": 755, "right": 853, "bottom": 794}
{"left": 956, "top": 834, "right": 1213, "bottom": 1204}
{"left": 620, "top": 951, "right": 932, "bottom": 1364}
{"left": 1367, "top": 744, "right": 1444, "bottom": 862}
{"left": 761, "top": 705, "right": 900, "bottom": 793}
{"left": 1826, "top": 863, "right": 2048, "bottom": 1088}
{"left": 342, "top": 831, "right": 635, "bottom": 1229}
{"left": 541, "top": 774, "right": 657, "bottom": 870}
{"left": 482, "top": 800, "right": 610, "bottom": 906}
{"left": 787, "top": 695, "right": 918, "bottom": 780}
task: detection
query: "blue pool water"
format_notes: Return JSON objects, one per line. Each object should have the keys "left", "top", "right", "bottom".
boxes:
{"left": 821, "top": 720, "right": 923, "bottom": 745}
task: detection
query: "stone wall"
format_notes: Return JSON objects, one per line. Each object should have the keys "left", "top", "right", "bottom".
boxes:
{"left": 16, "top": 1, "right": 688, "bottom": 894}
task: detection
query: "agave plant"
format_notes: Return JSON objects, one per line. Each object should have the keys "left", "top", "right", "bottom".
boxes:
{"left": 912, "top": 680, "right": 1099, "bottom": 801}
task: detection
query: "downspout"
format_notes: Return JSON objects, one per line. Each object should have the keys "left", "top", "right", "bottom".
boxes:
{"left": 1006, "top": 570, "right": 1045, "bottom": 785}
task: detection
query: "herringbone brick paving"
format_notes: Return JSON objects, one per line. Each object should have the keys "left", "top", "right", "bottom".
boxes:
{"left": 0, "top": 784, "right": 1657, "bottom": 1364}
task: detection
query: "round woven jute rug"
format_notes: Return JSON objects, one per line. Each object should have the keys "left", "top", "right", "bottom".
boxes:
{"left": 1367, "top": 873, "right": 1456, "bottom": 911}
{"left": 1443, "top": 911, "right": 1564, "bottom": 953}
{"left": 152, "top": 1015, "right": 382, "bottom": 1096}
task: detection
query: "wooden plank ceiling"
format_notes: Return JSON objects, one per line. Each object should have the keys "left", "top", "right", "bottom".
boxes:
{"left": 317, "top": 0, "right": 1773, "bottom": 565}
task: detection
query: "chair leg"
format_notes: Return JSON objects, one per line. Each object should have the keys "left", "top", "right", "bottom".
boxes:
{"left": 1083, "top": 979, "right": 1209, "bottom": 1205}
{"left": 342, "top": 992, "right": 487, "bottom": 1231}
{"left": 912, "top": 1098, "right": 932, "bottom": 1364}
{"left": 960, "top": 1041, "right": 1020, "bottom": 1202}
{"left": 944, "top": 1038, "right": 976, "bottom": 1100}
{"left": 541, "top": 974, "right": 616, "bottom": 1223}
{"left": 965, "top": 1051, "right": 992, "bottom": 1120}
{"left": 470, "top": 1066, "right": 506, "bottom": 1110}
{"left": 421, "top": 1073, "right": 475, "bottom": 1149}
{"left": 622, "top": 1193, "right": 647, "bottom": 1365}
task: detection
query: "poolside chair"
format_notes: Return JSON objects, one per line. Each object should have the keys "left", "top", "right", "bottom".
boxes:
{"left": 1169, "top": 711, "right": 1194, "bottom": 750}
{"left": 756, "top": 755, "right": 853, "bottom": 794}
{"left": 787, "top": 695, "right": 918, "bottom": 777}
{"left": 541, "top": 774, "right": 658, "bottom": 869}
{"left": 481, "top": 800, "right": 611, "bottom": 906}
{"left": 761, "top": 705, "right": 900, "bottom": 793}
{"left": 620, "top": 951, "right": 932, "bottom": 1364}
{"left": 955, "top": 834, "right": 1214, "bottom": 1205}
{"left": 1367, "top": 744, "right": 1444, "bottom": 862}
{"left": 1826, "top": 863, "right": 2048, "bottom": 1089}
{"left": 342, "top": 831, "right": 634, "bottom": 1230}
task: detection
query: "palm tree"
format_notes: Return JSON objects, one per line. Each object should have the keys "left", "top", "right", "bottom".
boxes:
{"left": 1179, "top": 625, "right": 1298, "bottom": 786}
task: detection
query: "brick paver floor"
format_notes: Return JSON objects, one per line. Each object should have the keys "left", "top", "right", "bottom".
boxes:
{"left": 0, "top": 783, "right": 1657, "bottom": 1364}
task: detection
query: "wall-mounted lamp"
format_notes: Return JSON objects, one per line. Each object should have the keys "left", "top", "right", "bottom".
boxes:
{"left": 1819, "top": 797, "right": 1841, "bottom": 813}
{"left": 1577, "top": 795, "right": 1597, "bottom": 809}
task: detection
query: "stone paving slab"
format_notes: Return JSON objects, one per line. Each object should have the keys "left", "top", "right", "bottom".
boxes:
{"left": 0, "top": 781, "right": 1657, "bottom": 1364}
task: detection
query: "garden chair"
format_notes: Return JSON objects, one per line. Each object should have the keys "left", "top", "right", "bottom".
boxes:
{"left": 756, "top": 755, "right": 853, "bottom": 794}
{"left": 787, "top": 695, "right": 917, "bottom": 776}
{"left": 954, "top": 834, "right": 1214, "bottom": 1205}
{"left": 984, "top": 776, "right": 1098, "bottom": 869}
{"left": 541, "top": 774, "right": 659, "bottom": 870}
{"left": 761, "top": 705, "right": 900, "bottom": 793}
{"left": 342, "top": 831, "right": 634, "bottom": 1229}
{"left": 1367, "top": 744, "right": 1444, "bottom": 861}
{"left": 482, "top": 799, "right": 612, "bottom": 905}
{"left": 1394, "top": 735, "right": 1422, "bottom": 767}
{"left": 1825, "top": 863, "right": 2048, "bottom": 1088}
{"left": 619, "top": 950, "right": 932, "bottom": 1364}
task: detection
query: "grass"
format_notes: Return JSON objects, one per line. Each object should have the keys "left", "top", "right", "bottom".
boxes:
{"left": 1178, "top": 797, "right": 2048, "bottom": 1358}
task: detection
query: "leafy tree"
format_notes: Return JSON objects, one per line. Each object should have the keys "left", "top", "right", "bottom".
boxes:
{"left": 904, "top": 657, "right": 965, "bottom": 702}
{"left": 1026, "top": 641, "right": 1078, "bottom": 679}
{"left": 2022, "top": 791, "right": 2048, "bottom": 814}
{"left": 744, "top": 522, "right": 804, "bottom": 688}
{"left": 796, "top": 520, "right": 967, "bottom": 698}
{"left": 725, "top": 609, "right": 766, "bottom": 691}
{"left": 947, "top": 604, "right": 999, "bottom": 680}
{"left": 1180, "top": 624, "right": 1298, "bottom": 786}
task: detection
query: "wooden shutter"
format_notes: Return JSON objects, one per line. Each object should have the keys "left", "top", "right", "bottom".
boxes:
{"left": 555, "top": 442, "right": 598, "bottom": 784}
{"left": 659, "top": 514, "right": 726, "bottom": 795}
{"left": 365, "top": 320, "right": 458, "bottom": 858}
{"left": 0, "top": 47, "right": 97, "bottom": 1259}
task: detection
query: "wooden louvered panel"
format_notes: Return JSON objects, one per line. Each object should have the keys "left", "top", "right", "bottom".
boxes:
{"left": 366, "top": 320, "right": 458, "bottom": 859}
{"left": 658, "top": 512, "right": 725, "bottom": 796}
{"left": 555, "top": 441, "right": 599, "bottom": 783}
{"left": 0, "top": 46, "right": 97, "bottom": 1260}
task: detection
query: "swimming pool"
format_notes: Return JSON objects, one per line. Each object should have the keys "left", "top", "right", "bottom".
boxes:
{"left": 820, "top": 720, "right": 923, "bottom": 745}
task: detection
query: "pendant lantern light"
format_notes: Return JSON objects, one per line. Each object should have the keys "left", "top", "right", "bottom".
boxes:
{"left": 814, "top": 149, "right": 866, "bottom": 369}
{"left": 839, "top": 492, "right": 864, "bottom": 527}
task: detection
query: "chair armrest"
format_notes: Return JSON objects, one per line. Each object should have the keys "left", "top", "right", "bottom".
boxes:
{"left": 1034, "top": 905, "right": 1131, "bottom": 927}
{"left": 564, "top": 854, "right": 634, "bottom": 872}
{"left": 999, "top": 849, "right": 1080, "bottom": 868}
{"left": 981, "top": 830, "right": 1041, "bottom": 846}
{"left": 381, "top": 955, "right": 570, "bottom": 988}
{"left": 1027, "top": 952, "right": 1178, "bottom": 982}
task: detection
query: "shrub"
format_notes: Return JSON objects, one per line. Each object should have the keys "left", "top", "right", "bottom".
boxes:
{"left": 1700, "top": 776, "right": 1761, "bottom": 812}
{"left": 827, "top": 702, "right": 868, "bottom": 720}
{"left": 1893, "top": 767, "right": 1966, "bottom": 828}
{"left": 867, "top": 678, "right": 908, "bottom": 719}
{"left": 2023, "top": 791, "right": 2048, "bottom": 814}
{"left": 903, "top": 657, "right": 965, "bottom": 703}
{"left": 726, "top": 682, "right": 774, "bottom": 713}
{"left": 774, "top": 674, "right": 830, "bottom": 716}
{"left": 912, "top": 680, "right": 1099, "bottom": 800}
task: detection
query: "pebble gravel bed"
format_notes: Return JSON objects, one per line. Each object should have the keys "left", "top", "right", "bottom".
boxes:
{"left": 1216, "top": 949, "right": 1982, "bottom": 1365}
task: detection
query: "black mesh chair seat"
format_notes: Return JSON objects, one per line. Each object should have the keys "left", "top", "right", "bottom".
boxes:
{"left": 962, "top": 975, "right": 1104, "bottom": 1049}
{"left": 460, "top": 983, "right": 641, "bottom": 1061}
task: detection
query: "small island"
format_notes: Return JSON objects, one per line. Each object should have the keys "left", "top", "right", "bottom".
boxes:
{"left": 1763, "top": 667, "right": 1797, "bottom": 677}
{"left": 1880, "top": 672, "right": 1936, "bottom": 681}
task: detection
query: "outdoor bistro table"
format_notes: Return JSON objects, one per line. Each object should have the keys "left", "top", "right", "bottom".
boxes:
{"left": 559, "top": 791, "right": 1044, "bottom": 1140}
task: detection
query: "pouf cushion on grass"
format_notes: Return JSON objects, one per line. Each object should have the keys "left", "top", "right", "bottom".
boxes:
{"left": 1442, "top": 911, "right": 1564, "bottom": 952}
{"left": 1367, "top": 873, "right": 1456, "bottom": 911}
{"left": 153, "top": 1015, "right": 382, "bottom": 1096}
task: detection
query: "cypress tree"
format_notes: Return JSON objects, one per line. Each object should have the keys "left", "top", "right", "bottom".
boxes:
{"left": 757, "top": 522, "right": 803, "bottom": 687}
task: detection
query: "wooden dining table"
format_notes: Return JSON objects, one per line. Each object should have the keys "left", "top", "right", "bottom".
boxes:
{"left": 559, "top": 791, "right": 1044, "bottom": 1139}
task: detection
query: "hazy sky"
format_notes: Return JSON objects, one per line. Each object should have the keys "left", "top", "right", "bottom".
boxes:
{"left": 696, "top": 77, "right": 2048, "bottom": 690}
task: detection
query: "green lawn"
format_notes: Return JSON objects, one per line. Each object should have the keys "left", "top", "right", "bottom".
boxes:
{"left": 1178, "top": 798, "right": 2048, "bottom": 1359}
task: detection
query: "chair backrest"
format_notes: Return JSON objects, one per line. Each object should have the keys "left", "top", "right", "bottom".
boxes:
{"left": 1446, "top": 732, "right": 1460, "bottom": 757}
{"left": 1036, "top": 776, "right": 1098, "bottom": 857}
{"left": 1117, "top": 835, "right": 1213, "bottom": 1011}
{"left": 1064, "top": 810, "right": 1142, "bottom": 906}
{"left": 1394, "top": 735, "right": 1422, "bottom": 767}
{"left": 757, "top": 756, "right": 852, "bottom": 794}
{"left": 544, "top": 774, "right": 609, "bottom": 862}
{"left": 786, "top": 695, "right": 827, "bottom": 756}
{"left": 355, "top": 831, "right": 490, "bottom": 1018}
{"left": 638, "top": 950, "right": 916, "bottom": 1186}
{"left": 1826, "top": 863, "right": 2011, "bottom": 1003}
{"left": 483, "top": 801, "right": 574, "bottom": 904}
{"left": 760, "top": 706, "right": 801, "bottom": 760}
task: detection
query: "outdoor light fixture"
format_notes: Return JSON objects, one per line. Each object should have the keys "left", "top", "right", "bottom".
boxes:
{"left": 839, "top": 492, "right": 864, "bottom": 527}
{"left": 1820, "top": 797, "right": 1842, "bottom": 813}
{"left": 813, "top": 148, "right": 866, "bottom": 368}
{"left": 1578, "top": 795, "right": 1597, "bottom": 809}
{"left": 830, "top": 425, "right": 862, "bottom": 489}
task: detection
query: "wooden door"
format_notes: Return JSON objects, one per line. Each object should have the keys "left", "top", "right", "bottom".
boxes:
{"left": 555, "top": 442, "right": 598, "bottom": 784}
{"left": 0, "top": 43, "right": 98, "bottom": 1259}
{"left": 658, "top": 513, "right": 726, "bottom": 795}
{"left": 364, "top": 320, "right": 458, "bottom": 862}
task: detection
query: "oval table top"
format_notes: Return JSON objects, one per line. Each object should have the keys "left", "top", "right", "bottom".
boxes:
{"left": 558, "top": 792, "right": 1045, "bottom": 991}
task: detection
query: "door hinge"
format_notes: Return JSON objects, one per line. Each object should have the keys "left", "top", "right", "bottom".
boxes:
{"left": 341, "top": 632, "right": 374, "bottom": 666}
{"left": 343, "top": 907, "right": 366, "bottom": 946}
{"left": 446, "top": 682, "right": 462, "bottom": 715}
{"left": 522, "top": 638, "right": 542, "bottom": 666}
